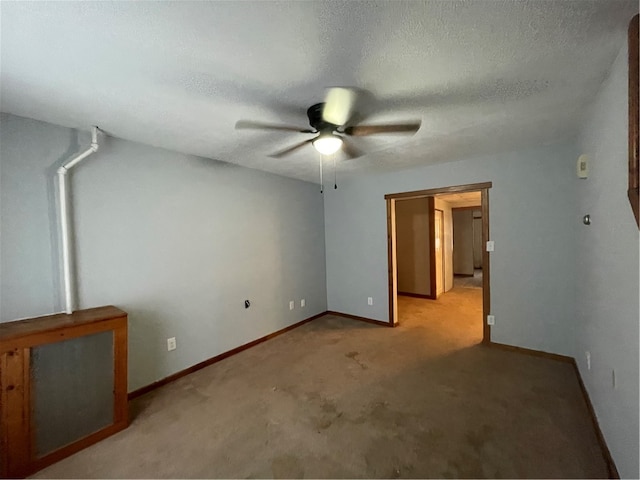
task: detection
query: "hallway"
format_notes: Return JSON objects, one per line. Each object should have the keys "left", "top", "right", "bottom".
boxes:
{"left": 453, "top": 269, "right": 483, "bottom": 289}
{"left": 398, "top": 285, "right": 483, "bottom": 346}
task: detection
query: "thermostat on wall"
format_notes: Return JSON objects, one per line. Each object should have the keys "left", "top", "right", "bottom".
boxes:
{"left": 577, "top": 154, "right": 589, "bottom": 179}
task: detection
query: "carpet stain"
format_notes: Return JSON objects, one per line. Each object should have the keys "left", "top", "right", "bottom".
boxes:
{"left": 314, "top": 398, "right": 344, "bottom": 431}
{"left": 416, "top": 427, "right": 445, "bottom": 447}
{"left": 345, "top": 351, "right": 368, "bottom": 369}
{"left": 370, "top": 401, "right": 412, "bottom": 429}
{"left": 271, "top": 454, "right": 304, "bottom": 479}
{"left": 465, "top": 424, "right": 494, "bottom": 453}
{"left": 321, "top": 398, "right": 337, "bottom": 413}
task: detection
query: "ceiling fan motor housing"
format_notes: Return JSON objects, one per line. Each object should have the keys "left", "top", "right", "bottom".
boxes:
{"left": 307, "top": 103, "right": 338, "bottom": 132}
{"left": 234, "top": 93, "right": 420, "bottom": 158}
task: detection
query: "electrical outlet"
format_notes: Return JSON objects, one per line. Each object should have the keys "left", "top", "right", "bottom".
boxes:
{"left": 289, "top": 301, "right": 294, "bottom": 310}
{"left": 487, "top": 315, "right": 495, "bottom": 326}
{"left": 486, "top": 241, "right": 495, "bottom": 252}
{"left": 586, "top": 351, "right": 591, "bottom": 370}
{"left": 301, "top": 299, "right": 306, "bottom": 308}
{"left": 167, "top": 337, "right": 176, "bottom": 351}
{"left": 367, "top": 297, "right": 373, "bottom": 306}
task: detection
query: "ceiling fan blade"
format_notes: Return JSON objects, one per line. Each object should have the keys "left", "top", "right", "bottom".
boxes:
{"left": 342, "top": 141, "right": 365, "bottom": 160}
{"left": 236, "top": 120, "right": 314, "bottom": 133}
{"left": 323, "top": 87, "right": 357, "bottom": 126}
{"left": 343, "top": 122, "right": 422, "bottom": 136}
{"left": 268, "top": 138, "right": 315, "bottom": 158}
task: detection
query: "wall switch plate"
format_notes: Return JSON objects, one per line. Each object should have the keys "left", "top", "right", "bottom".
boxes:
{"left": 487, "top": 315, "right": 495, "bottom": 325}
{"left": 586, "top": 351, "right": 591, "bottom": 370}
{"left": 367, "top": 297, "right": 373, "bottom": 306}
{"left": 289, "top": 301, "right": 294, "bottom": 310}
{"left": 486, "top": 241, "right": 495, "bottom": 252}
{"left": 167, "top": 337, "right": 176, "bottom": 351}
{"left": 301, "top": 299, "right": 306, "bottom": 308}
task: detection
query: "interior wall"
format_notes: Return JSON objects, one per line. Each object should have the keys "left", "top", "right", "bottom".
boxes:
{"left": 452, "top": 209, "right": 475, "bottom": 275}
{"left": 1, "top": 114, "right": 71, "bottom": 320}
{"left": 575, "top": 38, "right": 639, "bottom": 479}
{"left": 434, "top": 198, "right": 453, "bottom": 292}
{"left": 324, "top": 142, "right": 579, "bottom": 356}
{"left": 0, "top": 113, "right": 328, "bottom": 392}
{"left": 395, "top": 198, "right": 431, "bottom": 295}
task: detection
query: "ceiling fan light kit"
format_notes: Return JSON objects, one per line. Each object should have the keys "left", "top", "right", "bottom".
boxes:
{"left": 313, "top": 133, "right": 343, "bottom": 155}
{"left": 235, "top": 87, "right": 422, "bottom": 160}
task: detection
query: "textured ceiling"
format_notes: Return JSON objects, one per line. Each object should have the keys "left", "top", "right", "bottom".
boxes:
{"left": 1, "top": 1, "right": 636, "bottom": 183}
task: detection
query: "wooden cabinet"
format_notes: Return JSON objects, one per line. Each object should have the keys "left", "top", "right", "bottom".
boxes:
{"left": 0, "top": 306, "right": 128, "bottom": 478}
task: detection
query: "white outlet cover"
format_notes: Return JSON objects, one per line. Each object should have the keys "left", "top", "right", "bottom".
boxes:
{"left": 367, "top": 297, "right": 373, "bottom": 306}
{"left": 301, "top": 299, "right": 306, "bottom": 307}
{"left": 487, "top": 315, "right": 495, "bottom": 325}
{"left": 577, "top": 154, "right": 589, "bottom": 178}
{"left": 167, "top": 337, "right": 176, "bottom": 351}
{"left": 486, "top": 241, "right": 495, "bottom": 252}
{"left": 289, "top": 301, "right": 294, "bottom": 310}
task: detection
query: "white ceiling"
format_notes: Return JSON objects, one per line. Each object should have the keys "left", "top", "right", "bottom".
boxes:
{"left": 1, "top": 1, "right": 636, "bottom": 183}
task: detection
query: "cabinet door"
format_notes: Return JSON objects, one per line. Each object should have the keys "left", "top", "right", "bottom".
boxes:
{"left": 0, "top": 348, "right": 31, "bottom": 478}
{"left": 31, "top": 331, "right": 114, "bottom": 458}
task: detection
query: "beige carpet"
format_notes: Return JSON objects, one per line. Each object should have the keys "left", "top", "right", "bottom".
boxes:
{"left": 453, "top": 269, "right": 483, "bottom": 289}
{"left": 33, "top": 288, "right": 607, "bottom": 478}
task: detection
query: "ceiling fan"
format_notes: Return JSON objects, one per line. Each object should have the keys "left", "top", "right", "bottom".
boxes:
{"left": 235, "top": 88, "right": 422, "bottom": 159}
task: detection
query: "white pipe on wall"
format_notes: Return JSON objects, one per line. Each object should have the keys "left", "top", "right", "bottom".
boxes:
{"left": 57, "top": 126, "right": 100, "bottom": 314}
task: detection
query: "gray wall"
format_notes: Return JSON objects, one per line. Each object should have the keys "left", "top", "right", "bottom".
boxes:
{"left": 395, "top": 198, "right": 431, "bottom": 296}
{"left": 1, "top": 115, "right": 73, "bottom": 319}
{"left": 324, "top": 142, "right": 580, "bottom": 356}
{"left": 575, "top": 40, "right": 639, "bottom": 479}
{"left": 0, "top": 113, "right": 327, "bottom": 392}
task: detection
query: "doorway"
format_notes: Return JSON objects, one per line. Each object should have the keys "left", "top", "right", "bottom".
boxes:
{"left": 451, "top": 205, "right": 484, "bottom": 290}
{"left": 385, "top": 182, "right": 492, "bottom": 343}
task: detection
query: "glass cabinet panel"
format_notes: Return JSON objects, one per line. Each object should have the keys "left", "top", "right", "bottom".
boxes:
{"left": 31, "top": 330, "right": 114, "bottom": 457}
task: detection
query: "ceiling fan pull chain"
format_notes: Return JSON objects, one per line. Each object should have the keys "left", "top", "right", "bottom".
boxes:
{"left": 334, "top": 156, "right": 337, "bottom": 190}
{"left": 319, "top": 154, "right": 324, "bottom": 193}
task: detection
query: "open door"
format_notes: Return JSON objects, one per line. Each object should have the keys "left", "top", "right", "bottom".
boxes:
{"left": 385, "top": 182, "right": 492, "bottom": 343}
